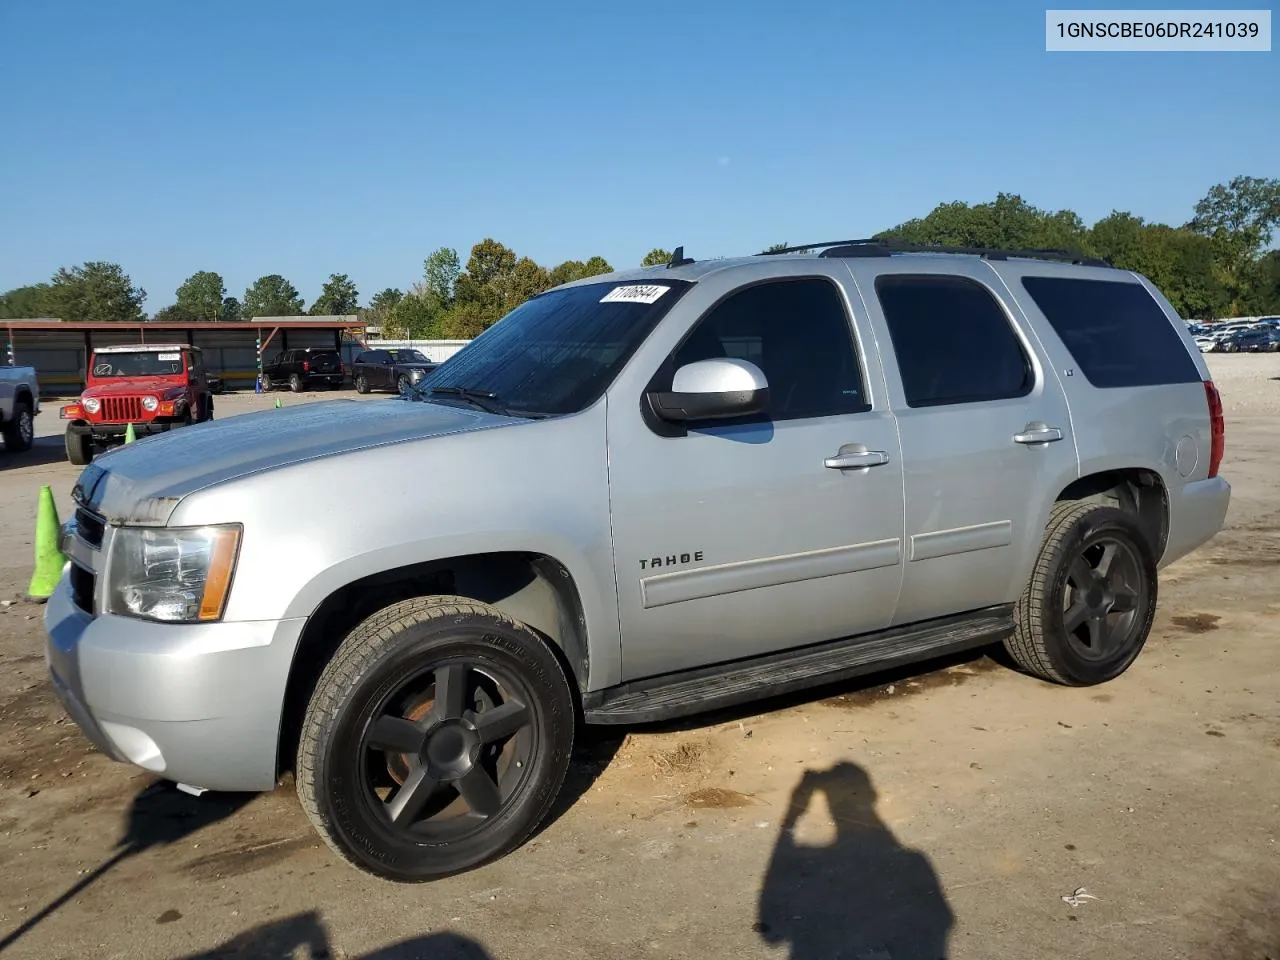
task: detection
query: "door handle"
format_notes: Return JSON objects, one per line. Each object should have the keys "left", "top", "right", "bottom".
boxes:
{"left": 1013, "top": 423, "right": 1064, "bottom": 445}
{"left": 825, "top": 450, "right": 890, "bottom": 470}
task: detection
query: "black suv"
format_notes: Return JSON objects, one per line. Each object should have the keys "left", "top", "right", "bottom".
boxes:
{"left": 263, "top": 348, "right": 345, "bottom": 392}
{"left": 351, "top": 348, "right": 439, "bottom": 394}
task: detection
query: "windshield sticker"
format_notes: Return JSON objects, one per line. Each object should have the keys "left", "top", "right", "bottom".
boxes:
{"left": 600, "top": 284, "right": 670, "bottom": 305}
{"left": 157, "top": 353, "right": 181, "bottom": 361}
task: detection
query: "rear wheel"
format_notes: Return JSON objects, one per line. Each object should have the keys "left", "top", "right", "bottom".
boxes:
{"left": 296, "top": 596, "right": 575, "bottom": 882}
{"left": 2, "top": 400, "right": 34, "bottom": 452}
{"left": 65, "top": 428, "right": 93, "bottom": 465}
{"left": 289, "top": 373, "right": 305, "bottom": 393}
{"left": 1006, "top": 502, "right": 1157, "bottom": 686}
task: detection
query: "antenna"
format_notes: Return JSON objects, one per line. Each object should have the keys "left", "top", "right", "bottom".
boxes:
{"left": 667, "top": 246, "right": 694, "bottom": 268}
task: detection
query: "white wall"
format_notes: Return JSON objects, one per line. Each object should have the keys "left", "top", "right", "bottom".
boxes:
{"left": 366, "top": 339, "right": 472, "bottom": 363}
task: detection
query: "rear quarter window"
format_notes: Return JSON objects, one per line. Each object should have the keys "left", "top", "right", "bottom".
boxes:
{"left": 1019, "top": 276, "right": 1201, "bottom": 388}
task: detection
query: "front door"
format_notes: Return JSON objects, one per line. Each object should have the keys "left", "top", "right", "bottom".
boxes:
{"left": 606, "top": 269, "right": 907, "bottom": 681}
{"left": 850, "top": 262, "right": 1081, "bottom": 626}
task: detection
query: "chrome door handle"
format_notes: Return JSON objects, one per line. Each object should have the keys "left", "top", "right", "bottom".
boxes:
{"left": 1013, "top": 424, "right": 1064, "bottom": 445}
{"left": 825, "top": 450, "right": 890, "bottom": 469}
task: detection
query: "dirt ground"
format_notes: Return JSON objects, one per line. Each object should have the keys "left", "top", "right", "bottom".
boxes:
{"left": 1, "top": 362, "right": 1277, "bottom": 960}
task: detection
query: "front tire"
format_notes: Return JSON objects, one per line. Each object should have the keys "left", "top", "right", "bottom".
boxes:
{"left": 1006, "top": 502, "right": 1157, "bottom": 686}
{"left": 397, "top": 374, "right": 410, "bottom": 394}
{"left": 355, "top": 374, "right": 369, "bottom": 394}
{"left": 296, "top": 596, "right": 575, "bottom": 882}
{"left": 2, "top": 400, "right": 34, "bottom": 452}
{"left": 65, "top": 428, "right": 93, "bottom": 465}
{"left": 289, "top": 373, "right": 305, "bottom": 393}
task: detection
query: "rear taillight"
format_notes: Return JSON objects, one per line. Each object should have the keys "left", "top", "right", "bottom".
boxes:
{"left": 302, "top": 360, "right": 310, "bottom": 372}
{"left": 1204, "top": 380, "right": 1224, "bottom": 478}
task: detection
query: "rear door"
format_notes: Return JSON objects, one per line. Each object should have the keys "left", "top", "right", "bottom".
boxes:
{"left": 848, "top": 259, "right": 1080, "bottom": 626}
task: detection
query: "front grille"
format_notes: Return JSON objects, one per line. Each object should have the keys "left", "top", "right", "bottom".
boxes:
{"left": 101, "top": 396, "right": 143, "bottom": 422}
{"left": 70, "top": 563, "right": 95, "bottom": 613}
{"left": 75, "top": 508, "right": 105, "bottom": 548}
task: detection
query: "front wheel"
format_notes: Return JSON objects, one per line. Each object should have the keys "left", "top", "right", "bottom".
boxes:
{"left": 65, "top": 428, "right": 93, "bottom": 465}
{"left": 289, "top": 373, "right": 305, "bottom": 393}
{"left": 296, "top": 596, "right": 575, "bottom": 882}
{"left": 2, "top": 400, "right": 34, "bottom": 452}
{"left": 1005, "top": 502, "right": 1157, "bottom": 686}
{"left": 397, "top": 374, "right": 410, "bottom": 394}
{"left": 355, "top": 375, "right": 369, "bottom": 394}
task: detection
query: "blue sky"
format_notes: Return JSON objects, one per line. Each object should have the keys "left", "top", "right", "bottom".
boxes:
{"left": 1, "top": 0, "right": 1275, "bottom": 311}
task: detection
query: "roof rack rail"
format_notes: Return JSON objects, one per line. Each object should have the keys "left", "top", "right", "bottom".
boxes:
{"left": 756, "top": 238, "right": 1109, "bottom": 268}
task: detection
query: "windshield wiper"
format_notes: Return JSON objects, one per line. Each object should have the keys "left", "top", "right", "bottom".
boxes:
{"left": 426, "top": 385, "right": 509, "bottom": 415}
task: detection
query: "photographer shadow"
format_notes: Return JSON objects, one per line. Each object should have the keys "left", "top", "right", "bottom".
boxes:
{"left": 757, "top": 762, "right": 954, "bottom": 960}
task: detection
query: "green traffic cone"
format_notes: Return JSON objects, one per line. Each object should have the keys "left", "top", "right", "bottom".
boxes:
{"left": 124, "top": 422, "right": 137, "bottom": 444}
{"left": 27, "top": 485, "right": 67, "bottom": 600}
{"left": 274, "top": 397, "right": 282, "bottom": 409}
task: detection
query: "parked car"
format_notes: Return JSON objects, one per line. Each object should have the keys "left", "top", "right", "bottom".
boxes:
{"left": 45, "top": 240, "right": 1230, "bottom": 882}
{"left": 0, "top": 363, "right": 40, "bottom": 453}
{"left": 59, "top": 344, "right": 215, "bottom": 464}
{"left": 1220, "top": 328, "right": 1275, "bottom": 353}
{"left": 351, "top": 348, "right": 439, "bottom": 395}
{"left": 262, "top": 348, "right": 345, "bottom": 392}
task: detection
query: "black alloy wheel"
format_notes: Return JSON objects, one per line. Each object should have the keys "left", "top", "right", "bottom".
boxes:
{"left": 296, "top": 597, "right": 575, "bottom": 882}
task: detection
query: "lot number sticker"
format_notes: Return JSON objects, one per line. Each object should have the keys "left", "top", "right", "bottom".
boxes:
{"left": 158, "top": 353, "right": 181, "bottom": 361}
{"left": 600, "top": 284, "right": 670, "bottom": 305}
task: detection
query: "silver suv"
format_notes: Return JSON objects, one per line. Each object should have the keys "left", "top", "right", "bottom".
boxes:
{"left": 44, "top": 240, "right": 1230, "bottom": 882}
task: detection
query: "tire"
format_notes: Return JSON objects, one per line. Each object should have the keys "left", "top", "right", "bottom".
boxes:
{"left": 397, "top": 374, "right": 410, "bottom": 394}
{"left": 65, "top": 428, "right": 93, "bottom": 465}
{"left": 296, "top": 596, "right": 575, "bottom": 882}
{"left": 355, "top": 375, "right": 369, "bottom": 394}
{"left": 289, "top": 373, "right": 305, "bottom": 393}
{"left": 1006, "top": 501, "right": 1157, "bottom": 686}
{"left": 2, "top": 400, "right": 34, "bottom": 453}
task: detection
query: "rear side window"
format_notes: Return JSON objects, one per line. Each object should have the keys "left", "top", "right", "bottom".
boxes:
{"left": 875, "top": 275, "right": 1032, "bottom": 408}
{"left": 1019, "top": 277, "right": 1201, "bottom": 388}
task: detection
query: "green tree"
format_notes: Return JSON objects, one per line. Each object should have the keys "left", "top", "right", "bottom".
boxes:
{"left": 1243, "top": 250, "right": 1280, "bottom": 315}
{"left": 1188, "top": 176, "right": 1280, "bottom": 315}
{"left": 422, "top": 248, "right": 461, "bottom": 308}
{"left": 310, "top": 273, "right": 359, "bottom": 316}
{"left": 764, "top": 242, "right": 790, "bottom": 253}
{"left": 879, "top": 193, "right": 1091, "bottom": 252}
{"left": 44, "top": 261, "right": 146, "bottom": 322}
{"left": 220, "top": 296, "right": 243, "bottom": 322}
{"left": 505, "top": 257, "right": 551, "bottom": 308}
{"left": 0, "top": 283, "right": 52, "bottom": 318}
{"left": 440, "top": 301, "right": 493, "bottom": 339}
{"left": 152, "top": 304, "right": 195, "bottom": 323}
{"left": 175, "top": 270, "right": 226, "bottom": 322}
{"left": 243, "top": 274, "right": 304, "bottom": 318}
{"left": 547, "top": 260, "right": 586, "bottom": 287}
{"left": 641, "top": 248, "right": 672, "bottom": 266}
{"left": 383, "top": 293, "right": 442, "bottom": 339}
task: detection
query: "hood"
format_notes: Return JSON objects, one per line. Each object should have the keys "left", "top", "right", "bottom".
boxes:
{"left": 84, "top": 377, "right": 185, "bottom": 397}
{"left": 72, "top": 398, "right": 510, "bottom": 525}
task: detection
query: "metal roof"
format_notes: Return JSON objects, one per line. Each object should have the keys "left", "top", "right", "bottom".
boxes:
{"left": 91, "top": 343, "right": 198, "bottom": 354}
{"left": 2, "top": 319, "right": 363, "bottom": 331}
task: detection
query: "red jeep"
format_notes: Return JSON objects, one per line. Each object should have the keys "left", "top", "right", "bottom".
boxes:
{"left": 60, "top": 344, "right": 215, "bottom": 464}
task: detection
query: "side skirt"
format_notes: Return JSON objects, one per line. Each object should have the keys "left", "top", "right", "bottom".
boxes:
{"left": 582, "top": 605, "right": 1013, "bottom": 725}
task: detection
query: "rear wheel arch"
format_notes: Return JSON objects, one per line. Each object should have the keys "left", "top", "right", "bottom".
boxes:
{"left": 1054, "top": 468, "right": 1168, "bottom": 561}
{"left": 276, "top": 551, "right": 590, "bottom": 778}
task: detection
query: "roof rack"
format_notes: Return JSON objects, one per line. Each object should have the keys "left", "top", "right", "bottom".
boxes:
{"left": 667, "top": 245, "right": 695, "bottom": 268}
{"left": 756, "top": 238, "right": 1109, "bottom": 268}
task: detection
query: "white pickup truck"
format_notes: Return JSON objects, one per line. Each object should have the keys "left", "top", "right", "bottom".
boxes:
{"left": 0, "top": 364, "right": 40, "bottom": 452}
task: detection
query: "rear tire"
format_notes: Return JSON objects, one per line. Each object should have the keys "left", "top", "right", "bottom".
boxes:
{"left": 289, "top": 373, "right": 305, "bottom": 393}
{"left": 2, "top": 400, "right": 34, "bottom": 452}
{"left": 1005, "top": 501, "right": 1157, "bottom": 686}
{"left": 296, "top": 596, "right": 575, "bottom": 882}
{"left": 65, "top": 428, "right": 93, "bottom": 465}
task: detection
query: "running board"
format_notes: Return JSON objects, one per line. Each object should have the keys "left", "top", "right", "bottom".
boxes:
{"left": 583, "top": 605, "right": 1013, "bottom": 725}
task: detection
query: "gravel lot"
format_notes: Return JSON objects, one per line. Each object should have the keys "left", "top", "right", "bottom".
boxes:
{"left": 1, "top": 359, "right": 1277, "bottom": 960}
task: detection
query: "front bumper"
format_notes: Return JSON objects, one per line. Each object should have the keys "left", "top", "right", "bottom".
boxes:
{"left": 43, "top": 573, "right": 307, "bottom": 792}
{"left": 68, "top": 420, "right": 182, "bottom": 440}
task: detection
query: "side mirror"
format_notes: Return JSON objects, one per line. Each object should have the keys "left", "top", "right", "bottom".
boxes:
{"left": 647, "top": 358, "right": 769, "bottom": 423}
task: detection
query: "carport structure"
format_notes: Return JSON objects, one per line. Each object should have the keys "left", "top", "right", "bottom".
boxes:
{"left": 3, "top": 316, "right": 366, "bottom": 395}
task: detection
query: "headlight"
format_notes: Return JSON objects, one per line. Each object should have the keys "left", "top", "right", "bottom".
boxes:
{"left": 142, "top": 396, "right": 159, "bottom": 412}
{"left": 106, "top": 525, "right": 242, "bottom": 623}
{"left": 83, "top": 397, "right": 101, "bottom": 414}
{"left": 411, "top": 368, "right": 426, "bottom": 380}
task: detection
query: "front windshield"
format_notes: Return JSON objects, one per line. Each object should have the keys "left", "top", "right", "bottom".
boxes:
{"left": 389, "top": 349, "right": 429, "bottom": 363}
{"left": 416, "top": 278, "right": 692, "bottom": 416}
{"left": 91, "top": 350, "right": 184, "bottom": 377}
